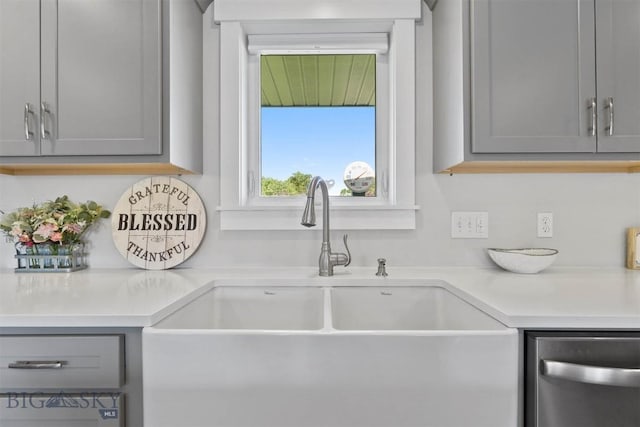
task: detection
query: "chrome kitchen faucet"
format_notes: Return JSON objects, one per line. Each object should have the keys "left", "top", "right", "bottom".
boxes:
{"left": 301, "top": 176, "right": 350, "bottom": 276}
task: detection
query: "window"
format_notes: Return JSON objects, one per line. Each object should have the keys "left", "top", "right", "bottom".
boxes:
{"left": 215, "top": 0, "right": 421, "bottom": 230}
{"left": 260, "top": 54, "right": 377, "bottom": 198}
{"left": 261, "top": 104, "right": 376, "bottom": 197}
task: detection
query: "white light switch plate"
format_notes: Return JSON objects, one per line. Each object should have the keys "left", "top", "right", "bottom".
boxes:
{"left": 451, "top": 212, "right": 489, "bottom": 239}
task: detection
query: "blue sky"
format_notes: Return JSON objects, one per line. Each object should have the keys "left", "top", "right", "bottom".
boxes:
{"left": 261, "top": 106, "right": 375, "bottom": 195}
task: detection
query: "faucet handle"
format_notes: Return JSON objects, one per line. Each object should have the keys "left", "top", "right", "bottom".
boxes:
{"left": 330, "top": 234, "right": 351, "bottom": 269}
{"left": 342, "top": 234, "right": 351, "bottom": 267}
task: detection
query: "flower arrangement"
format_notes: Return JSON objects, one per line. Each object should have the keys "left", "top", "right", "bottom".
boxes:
{"left": 1, "top": 196, "right": 111, "bottom": 247}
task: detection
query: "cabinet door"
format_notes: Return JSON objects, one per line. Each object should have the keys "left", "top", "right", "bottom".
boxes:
{"left": 0, "top": 0, "right": 41, "bottom": 156}
{"left": 595, "top": 0, "right": 640, "bottom": 153}
{"left": 471, "top": 0, "right": 597, "bottom": 153}
{"left": 40, "top": 0, "right": 161, "bottom": 156}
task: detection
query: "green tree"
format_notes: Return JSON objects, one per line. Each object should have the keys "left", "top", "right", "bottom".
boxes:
{"left": 286, "top": 172, "right": 312, "bottom": 194}
{"left": 261, "top": 171, "right": 312, "bottom": 196}
{"left": 261, "top": 177, "right": 288, "bottom": 196}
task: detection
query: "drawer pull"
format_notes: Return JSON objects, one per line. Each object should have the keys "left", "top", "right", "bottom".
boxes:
{"left": 8, "top": 360, "right": 66, "bottom": 369}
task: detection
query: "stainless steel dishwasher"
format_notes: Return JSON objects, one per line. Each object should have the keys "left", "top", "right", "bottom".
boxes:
{"left": 526, "top": 332, "right": 640, "bottom": 427}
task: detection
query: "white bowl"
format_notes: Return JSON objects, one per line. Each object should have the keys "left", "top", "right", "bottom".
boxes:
{"left": 487, "top": 248, "right": 558, "bottom": 274}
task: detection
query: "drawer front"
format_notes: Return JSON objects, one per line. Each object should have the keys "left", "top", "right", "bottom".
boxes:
{"left": 0, "top": 335, "right": 123, "bottom": 389}
{"left": 0, "top": 392, "right": 123, "bottom": 426}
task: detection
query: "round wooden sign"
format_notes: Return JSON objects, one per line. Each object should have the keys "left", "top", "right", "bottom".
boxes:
{"left": 111, "top": 177, "right": 206, "bottom": 270}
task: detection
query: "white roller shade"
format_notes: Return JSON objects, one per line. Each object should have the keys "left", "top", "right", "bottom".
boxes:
{"left": 248, "top": 33, "right": 389, "bottom": 55}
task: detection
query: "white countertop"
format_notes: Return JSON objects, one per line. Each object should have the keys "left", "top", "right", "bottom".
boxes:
{"left": 0, "top": 269, "right": 215, "bottom": 327}
{"left": 0, "top": 266, "right": 639, "bottom": 329}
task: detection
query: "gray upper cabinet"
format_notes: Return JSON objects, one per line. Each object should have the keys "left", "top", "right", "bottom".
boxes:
{"left": 0, "top": 0, "right": 41, "bottom": 157}
{"left": 595, "top": 0, "right": 640, "bottom": 153}
{"left": 433, "top": 0, "right": 640, "bottom": 173}
{"left": 1, "top": 0, "right": 160, "bottom": 157}
{"left": 0, "top": 0, "right": 203, "bottom": 175}
{"left": 40, "top": 0, "right": 161, "bottom": 156}
{"left": 471, "top": 0, "right": 596, "bottom": 154}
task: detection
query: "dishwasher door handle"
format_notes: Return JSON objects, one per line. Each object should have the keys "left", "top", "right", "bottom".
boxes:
{"left": 541, "top": 359, "right": 640, "bottom": 388}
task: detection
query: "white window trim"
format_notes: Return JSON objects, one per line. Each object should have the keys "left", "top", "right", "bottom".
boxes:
{"left": 215, "top": 0, "right": 421, "bottom": 230}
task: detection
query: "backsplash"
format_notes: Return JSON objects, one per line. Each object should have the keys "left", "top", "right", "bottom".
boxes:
{"left": 1, "top": 171, "right": 637, "bottom": 270}
{"left": 1, "top": 8, "right": 638, "bottom": 270}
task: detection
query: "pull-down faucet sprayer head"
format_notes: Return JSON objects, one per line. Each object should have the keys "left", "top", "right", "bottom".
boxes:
{"left": 301, "top": 196, "right": 316, "bottom": 227}
{"left": 301, "top": 176, "right": 323, "bottom": 227}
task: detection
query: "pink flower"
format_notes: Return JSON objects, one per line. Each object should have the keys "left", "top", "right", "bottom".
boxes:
{"left": 50, "top": 232, "right": 63, "bottom": 242}
{"left": 63, "top": 223, "right": 83, "bottom": 234}
{"left": 18, "top": 234, "right": 32, "bottom": 243}
{"left": 32, "top": 222, "right": 58, "bottom": 243}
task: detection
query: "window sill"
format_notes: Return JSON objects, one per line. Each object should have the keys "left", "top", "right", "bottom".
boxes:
{"left": 217, "top": 205, "right": 419, "bottom": 230}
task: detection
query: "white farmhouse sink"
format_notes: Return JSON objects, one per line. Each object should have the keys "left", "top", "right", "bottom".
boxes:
{"left": 331, "top": 286, "right": 505, "bottom": 330}
{"left": 143, "top": 281, "right": 518, "bottom": 427}
{"left": 154, "top": 286, "right": 324, "bottom": 330}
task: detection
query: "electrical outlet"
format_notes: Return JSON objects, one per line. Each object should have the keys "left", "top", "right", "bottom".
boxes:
{"left": 451, "top": 212, "right": 489, "bottom": 238}
{"left": 537, "top": 212, "right": 553, "bottom": 238}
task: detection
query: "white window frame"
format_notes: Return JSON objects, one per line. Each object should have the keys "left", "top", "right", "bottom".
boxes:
{"left": 247, "top": 35, "right": 388, "bottom": 206}
{"left": 214, "top": 0, "right": 421, "bottom": 230}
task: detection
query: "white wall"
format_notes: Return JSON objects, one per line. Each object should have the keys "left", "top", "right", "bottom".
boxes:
{"left": 1, "top": 5, "right": 638, "bottom": 270}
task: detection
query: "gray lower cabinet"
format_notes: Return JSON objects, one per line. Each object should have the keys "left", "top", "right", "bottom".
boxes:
{"left": 0, "top": 0, "right": 203, "bottom": 174}
{"left": 433, "top": 0, "right": 640, "bottom": 173}
{"left": 0, "top": 329, "right": 143, "bottom": 427}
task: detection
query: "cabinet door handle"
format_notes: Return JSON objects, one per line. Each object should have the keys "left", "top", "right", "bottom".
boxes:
{"left": 604, "top": 97, "right": 614, "bottom": 136}
{"left": 24, "top": 103, "right": 35, "bottom": 141}
{"left": 8, "top": 360, "right": 65, "bottom": 369}
{"left": 541, "top": 359, "right": 640, "bottom": 388}
{"left": 587, "top": 97, "right": 597, "bottom": 137}
{"left": 40, "top": 102, "right": 51, "bottom": 140}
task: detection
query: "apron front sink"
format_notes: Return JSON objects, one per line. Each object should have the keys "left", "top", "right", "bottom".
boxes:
{"left": 143, "top": 280, "right": 518, "bottom": 427}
